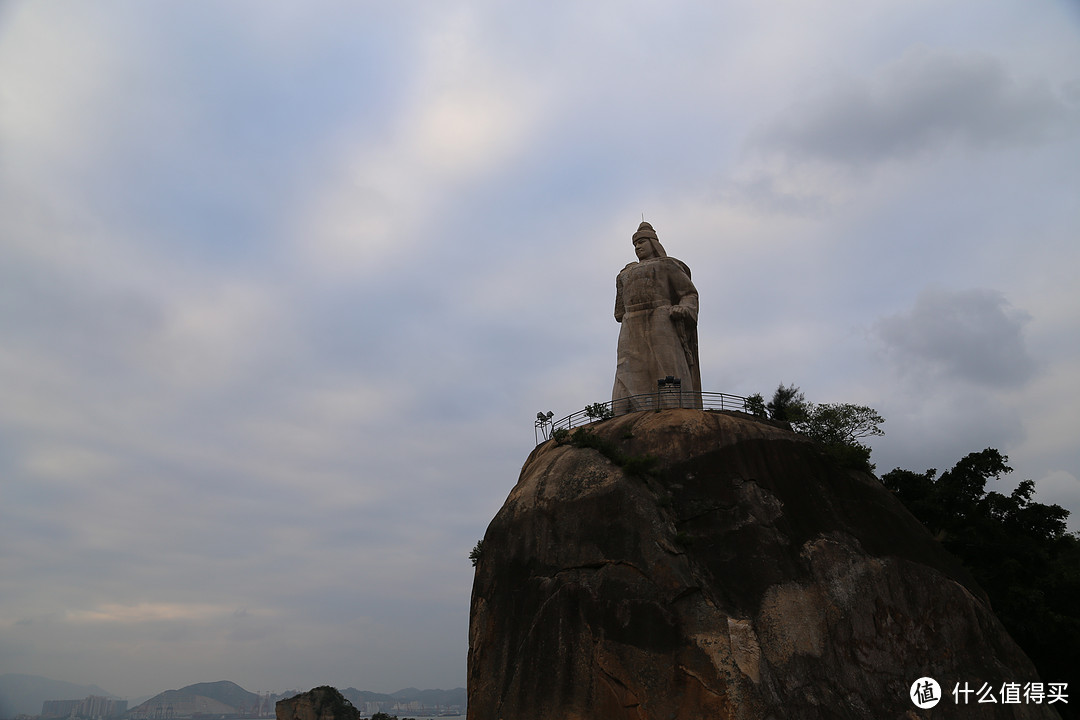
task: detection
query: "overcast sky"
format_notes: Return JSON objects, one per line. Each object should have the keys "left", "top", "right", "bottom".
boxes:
{"left": 2, "top": 0, "right": 1079, "bottom": 702}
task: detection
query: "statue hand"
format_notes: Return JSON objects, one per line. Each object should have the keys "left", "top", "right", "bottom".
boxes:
{"left": 669, "top": 305, "right": 694, "bottom": 323}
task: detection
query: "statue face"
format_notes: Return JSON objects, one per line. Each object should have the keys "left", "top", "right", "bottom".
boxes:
{"left": 633, "top": 236, "right": 657, "bottom": 261}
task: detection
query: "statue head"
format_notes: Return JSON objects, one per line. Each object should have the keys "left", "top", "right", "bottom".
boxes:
{"left": 632, "top": 221, "right": 667, "bottom": 261}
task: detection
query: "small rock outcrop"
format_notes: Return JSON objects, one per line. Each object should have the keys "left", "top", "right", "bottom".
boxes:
{"left": 467, "top": 410, "right": 1055, "bottom": 719}
{"left": 276, "top": 687, "right": 358, "bottom": 720}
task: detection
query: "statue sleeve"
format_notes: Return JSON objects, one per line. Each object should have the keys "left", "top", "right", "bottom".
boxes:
{"left": 614, "top": 272, "right": 625, "bottom": 323}
{"left": 670, "top": 263, "right": 698, "bottom": 323}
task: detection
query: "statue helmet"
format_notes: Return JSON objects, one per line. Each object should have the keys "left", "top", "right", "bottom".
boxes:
{"left": 632, "top": 221, "right": 667, "bottom": 258}
{"left": 633, "top": 221, "right": 658, "bottom": 241}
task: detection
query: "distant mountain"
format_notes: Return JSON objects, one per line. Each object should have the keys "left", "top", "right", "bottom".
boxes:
{"left": 0, "top": 678, "right": 463, "bottom": 719}
{"left": 128, "top": 681, "right": 260, "bottom": 717}
{"left": 0, "top": 674, "right": 115, "bottom": 718}
{"left": 338, "top": 689, "right": 391, "bottom": 706}
{"left": 169, "top": 682, "right": 258, "bottom": 712}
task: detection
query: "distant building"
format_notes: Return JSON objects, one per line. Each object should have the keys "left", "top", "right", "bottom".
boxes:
{"left": 41, "top": 696, "right": 127, "bottom": 719}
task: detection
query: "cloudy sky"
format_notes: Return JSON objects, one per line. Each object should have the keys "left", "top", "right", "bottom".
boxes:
{"left": 2, "top": 0, "right": 1079, "bottom": 702}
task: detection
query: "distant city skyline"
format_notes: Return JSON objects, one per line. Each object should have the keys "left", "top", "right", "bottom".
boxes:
{"left": 0, "top": 674, "right": 465, "bottom": 719}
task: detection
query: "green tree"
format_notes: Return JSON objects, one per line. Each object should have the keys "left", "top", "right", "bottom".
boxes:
{"left": 796, "top": 403, "right": 885, "bottom": 446}
{"left": 766, "top": 385, "right": 884, "bottom": 472}
{"left": 743, "top": 393, "right": 767, "bottom": 418}
{"left": 795, "top": 403, "right": 885, "bottom": 472}
{"left": 766, "top": 383, "right": 808, "bottom": 422}
{"left": 882, "top": 450, "right": 1080, "bottom": 699}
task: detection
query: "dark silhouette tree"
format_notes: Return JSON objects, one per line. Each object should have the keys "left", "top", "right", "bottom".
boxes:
{"left": 743, "top": 392, "right": 767, "bottom": 418}
{"left": 766, "top": 383, "right": 808, "bottom": 422}
{"left": 883, "top": 449, "right": 1080, "bottom": 711}
{"left": 762, "top": 384, "right": 884, "bottom": 472}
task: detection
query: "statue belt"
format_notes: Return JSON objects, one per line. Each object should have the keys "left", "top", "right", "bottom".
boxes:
{"left": 624, "top": 300, "right": 671, "bottom": 312}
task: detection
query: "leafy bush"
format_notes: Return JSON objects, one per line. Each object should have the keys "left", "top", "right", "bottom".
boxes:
{"left": 564, "top": 427, "right": 659, "bottom": 479}
{"left": 469, "top": 539, "right": 484, "bottom": 567}
{"left": 584, "top": 402, "right": 614, "bottom": 420}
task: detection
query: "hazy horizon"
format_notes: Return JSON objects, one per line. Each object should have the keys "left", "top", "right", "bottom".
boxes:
{"left": 0, "top": 673, "right": 466, "bottom": 718}
{"left": 2, "top": 0, "right": 1078, "bottom": 701}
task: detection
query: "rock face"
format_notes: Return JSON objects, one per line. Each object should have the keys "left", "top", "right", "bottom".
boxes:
{"left": 276, "top": 687, "right": 358, "bottom": 720}
{"left": 468, "top": 410, "right": 1054, "bottom": 719}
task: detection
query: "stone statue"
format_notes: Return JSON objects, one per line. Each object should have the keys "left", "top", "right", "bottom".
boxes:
{"left": 611, "top": 221, "right": 702, "bottom": 413}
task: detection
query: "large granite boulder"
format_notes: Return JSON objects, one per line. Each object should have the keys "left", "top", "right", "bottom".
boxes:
{"left": 468, "top": 409, "right": 1055, "bottom": 719}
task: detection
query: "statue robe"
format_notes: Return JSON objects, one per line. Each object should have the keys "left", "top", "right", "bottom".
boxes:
{"left": 611, "top": 256, "right": 702, "bottom": 413}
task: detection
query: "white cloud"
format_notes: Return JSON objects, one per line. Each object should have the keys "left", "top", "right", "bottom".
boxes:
{"left": 291, "top": 8, "right": 550, "bottom": 278}
{"left": 864, "top": 288, "right": 1046, "bottom": 477}
{"left": 1032, "top": 470, "right": 1080, "bottom": 533}
{"left": 728, "top": 46, "right": 1080, "bottom": 215}
{"left": 1016, "top": 366, "right": 1080, "bottom": 452}
{"left": 753, "top": 47, "right": 1078, "bottom": 167}
{"left": 137, "top": 282, "right": 279, "bottom": 388}
{"left": 21, "top": 444, "right": 119, "bottom": 481}
{"left": 875, "top": 287, "right": 1034, "bottom": 388}
{"left": 0, "top": 5, "right": 118, "bottom": 173}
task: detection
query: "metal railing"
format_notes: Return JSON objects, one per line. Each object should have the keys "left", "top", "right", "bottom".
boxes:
{"left": 534, "top": 390, "right": 751, "bottom": 444}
